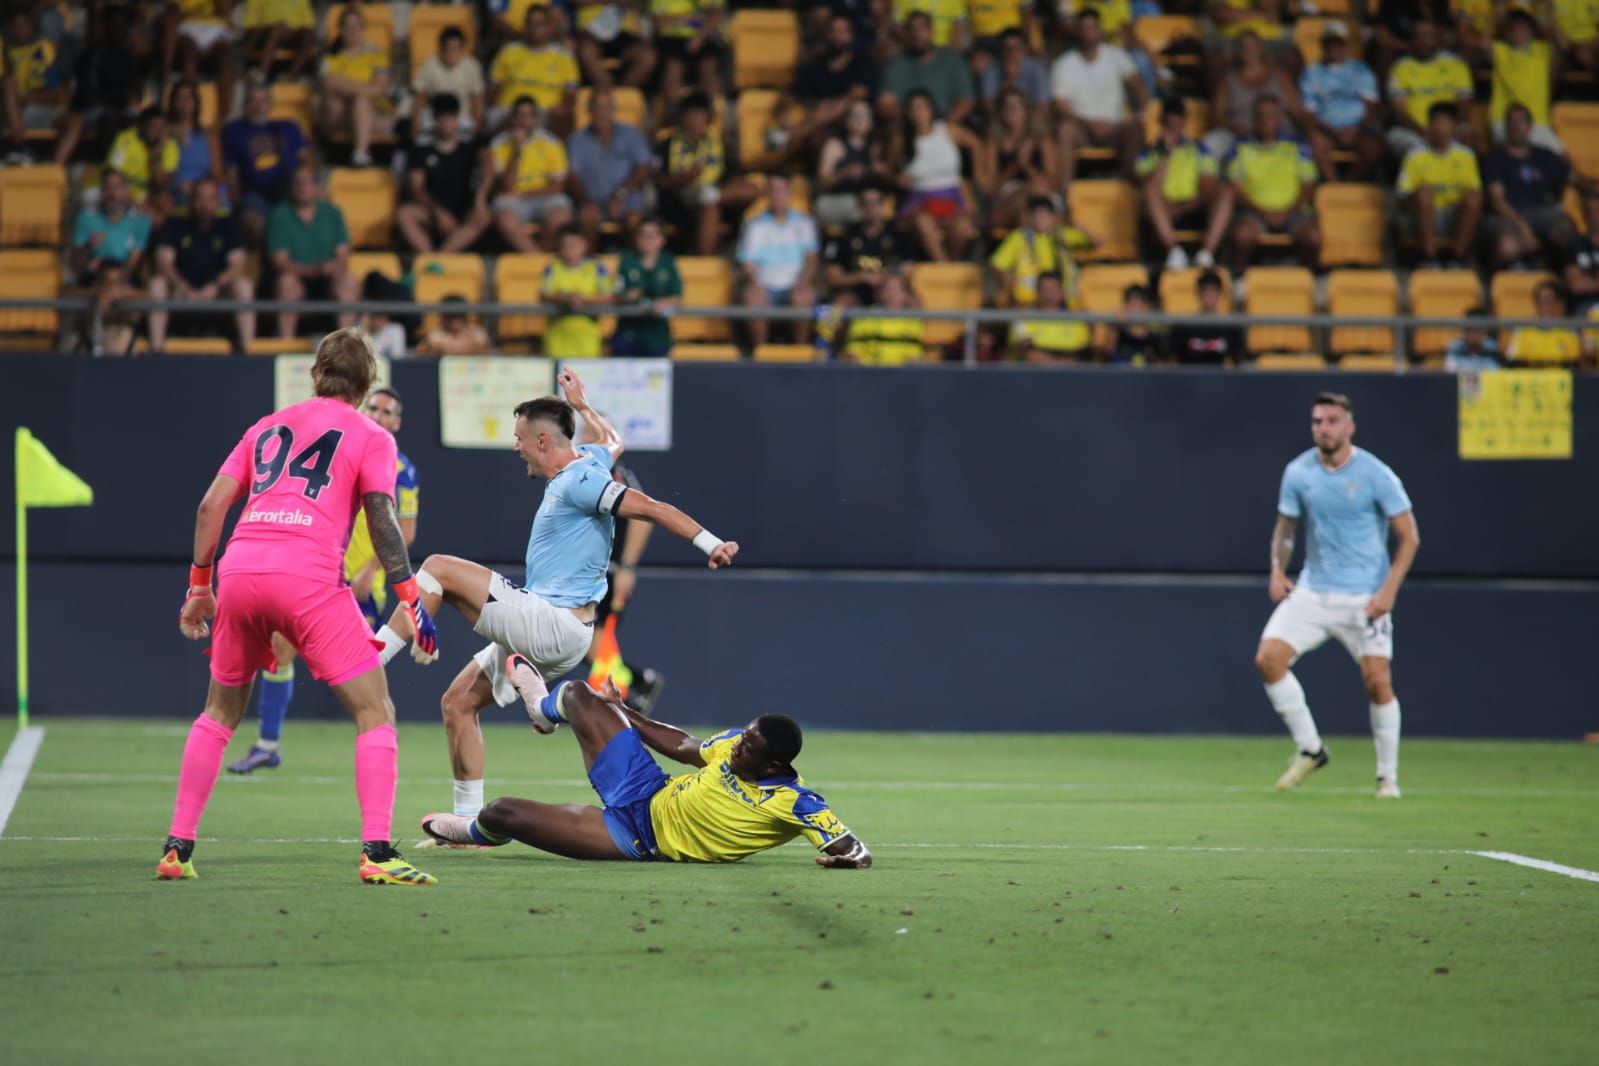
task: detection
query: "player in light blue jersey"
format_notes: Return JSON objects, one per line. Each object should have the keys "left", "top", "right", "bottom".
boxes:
{"left": 374, "top": 367, "right": 740, "bottom": 818}
{"left": 1255, "top": 392, "right": 1421, "bottom": 799}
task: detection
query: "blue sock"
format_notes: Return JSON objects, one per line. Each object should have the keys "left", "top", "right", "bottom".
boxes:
{"left": 257, "top": 664, "right": 294, "bottom": 747}
{"left": 537, "top": 681, "right": 569, "bottom": 727}
{"left": 468, "top": 818, "right": 508, "bottom": 846}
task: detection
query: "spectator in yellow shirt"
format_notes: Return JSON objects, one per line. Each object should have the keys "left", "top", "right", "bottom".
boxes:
{"left": 1011, "top": 273, "right": 1090, "bottom": 362}
{"left": 1508, "top": 281, "right": 1584, "bottom": 366}
{"left": 1221, "top": 94, "right": 1322, "bottom": 274}
{"left": 845, "top": 275, "right": 926, "bottom": 365}
{"left": 243, "top": 0, "right": 316, "bottom": 82}
{"left": 1385, "top": 19, "right": 1474, "bottom": 157}
{"left": 1135, "top": 96, "right": 1229, "bottom": 271}
{"left": 1553, "top": 0, "right": 1599, "bottom": 78}
{"left": 1396, "top": 101, "right": 1482, "bottom": 268}
{"left": 491, "top": 96, "right": 575, "bottom": 252}
{"left": 988, "top": 195, "right": 1095, "bottom": 307}
{"left": 490, "top": 5, "right": 579, "bottom": 134}
{"left": 320, "top": 6, "right": 392, "bottom": 166}
{"left": 107, "top": 107, "right": 181, "bottom": 222}
{"left": 892, "top": 0, "right": 969, "bottom": 52}
{"left": 1492, "top": 9, "right": 1564, "bottom": 152}
{"left": 542, "top": 225, "right": 613, "bottom": 357}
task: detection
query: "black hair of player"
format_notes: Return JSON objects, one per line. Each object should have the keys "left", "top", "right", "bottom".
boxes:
{"left": 753, "top": 714, "right": 803, "bottom": 766}
{"left": 1313, "top": 392, "right": 1353, "bottom": 416}
{"left": 514, "top": 397, "right": 576, "bottom": 440}
{"left": 370, "top": 385, "right": 403, "bottom": 408}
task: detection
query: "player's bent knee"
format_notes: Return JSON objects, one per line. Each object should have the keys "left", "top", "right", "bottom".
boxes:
{"left": 479, "top": 796, "right": 517, "bottom": 831}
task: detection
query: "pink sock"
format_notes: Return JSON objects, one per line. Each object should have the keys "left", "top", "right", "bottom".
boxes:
{"left": 354, "top": 724, "right": 398, "bottom": 844}
{"left": 169, "top": 714, "right": 234, "bottom": 840}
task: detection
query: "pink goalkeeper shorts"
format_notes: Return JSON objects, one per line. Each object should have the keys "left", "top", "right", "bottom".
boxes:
{"left": 209, "top": 570, "right": 384, "bottom": 687}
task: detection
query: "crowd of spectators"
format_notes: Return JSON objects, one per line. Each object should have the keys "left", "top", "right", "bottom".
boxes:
{"left": 1, "top": 0, "right": 1597, "bottom": 368}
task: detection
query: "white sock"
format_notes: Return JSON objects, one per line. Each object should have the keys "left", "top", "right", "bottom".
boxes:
{"left": 453, "top": 779, "right": 485, "bottom": 817}
{"left": 255, "top": 739, "right": 280, "bottom": 752}
{"left": 1371, "top": 699, "right": 1401, "bottom": 781}
{"left": 376, "top": 625, "right": 406, "bottom": 665}
{"left": 1265, "top": 672, "right": 1323, "bottom": 754}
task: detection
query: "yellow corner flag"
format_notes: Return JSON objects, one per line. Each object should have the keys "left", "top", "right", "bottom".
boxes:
{"left": 15, "top": 428, "right": 94, "bottom": 726}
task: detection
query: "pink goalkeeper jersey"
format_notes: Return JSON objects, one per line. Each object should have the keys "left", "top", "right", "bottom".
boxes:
{"left": 217, "top": 396, "right": 399, "bottom": 584}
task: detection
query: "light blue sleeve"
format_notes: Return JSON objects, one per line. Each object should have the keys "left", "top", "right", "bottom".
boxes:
{"left": 1355, "top": 63, "right": 1378, "bottom": 101}
{"left": 1373, "top": 460, "right": 1413, "bottom": 518}
{"left": 1277, "top": 463, "right": 1303, "bottom": 518}
{"left": 1298, "top": 68, "right": 1318, "bottom": 112}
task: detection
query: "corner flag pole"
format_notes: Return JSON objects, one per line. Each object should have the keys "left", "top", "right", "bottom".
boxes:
{"left": 15, "top": 430, "right": 29, "bottom": 729}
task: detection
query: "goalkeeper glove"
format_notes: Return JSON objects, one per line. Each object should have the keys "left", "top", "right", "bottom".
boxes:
{"left": 392, "top": 576, "right": 439, "bottom": 665}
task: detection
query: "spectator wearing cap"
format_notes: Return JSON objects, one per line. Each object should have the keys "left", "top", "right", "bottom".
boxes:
{"left": 267, "top": 165, "right": 358, "bottom": 337}
{"left": 490, "top": 95, "right": 574, "bottom": 252}
{"left": 1296, "top": 21, "right": 1383, "bottom": 182}
{"left": 1049, "top": 8, "right": 1144, "bottom": 183}
{"left": 1168, "top": 270, "right": 1246, "bottom": 365}
{"left": 568, "top": 87, "right": 655, "bottom": 247}
{"left": 148, "top": 177, "right": 255, "bottom": 353}
{"left": 223, "top": 82, "right": 309, "bottom": 246}
{"left": 879, "top": 12, "right": 976, "bottom": 126}
{"left": 242, "top": 0, "right": 316, "bottom": 82}
{"left": 1220, "top": 94, "right": 1322, "bottom": 273}
{"left": 397, "top": 94, "right": 492, "bottom": 253}
{"left": 320, "top": 5, "right": 393, "bottom": 167}
{"left": 412, "top": 25, "right": 485, "bottom": 139}
{"left": 1135, "top": 96, "right": 1227, "bottom": 271}
{"left": 417, "top": 294, "right": 493, "bottom": 355}
{"left": 1396, "top": 101, "right": 1481, "bottom": 268}
{"left": 1482, "top": 102, "right": 1571, "bottom": 271}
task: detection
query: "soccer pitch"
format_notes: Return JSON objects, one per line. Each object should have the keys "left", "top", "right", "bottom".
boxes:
{"left": 1, "top": 721, "right": 1595, "bottom": 1065}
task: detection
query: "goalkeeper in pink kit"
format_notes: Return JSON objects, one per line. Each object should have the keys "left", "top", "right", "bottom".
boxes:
{"left": 159, "top": 328, "right": 441, "bottom": 886}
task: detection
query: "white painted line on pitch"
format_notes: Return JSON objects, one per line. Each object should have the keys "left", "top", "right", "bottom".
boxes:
{"left": 0, "top": 727, "right": 46, "bottom": 837}
{"left": 1465, "top": 850, "right": 1599, "bottom": 884}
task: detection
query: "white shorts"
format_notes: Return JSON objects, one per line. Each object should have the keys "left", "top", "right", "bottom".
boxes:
{"left": 469, "top": 572, "right": 594, "bottom": 707}
{"left": 1261, "top": 587, "right": 1394, "bottom": 662}
{"left": 179, "top": 22, "right": 238, "bottom": 50}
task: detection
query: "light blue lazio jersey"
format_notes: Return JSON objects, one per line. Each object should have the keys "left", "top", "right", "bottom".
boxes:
{"left": 524, "top": 443, "right": 625, "bottom": 607}
{"left": 1278, "top": 447, "right": 1412, "bottom": 595}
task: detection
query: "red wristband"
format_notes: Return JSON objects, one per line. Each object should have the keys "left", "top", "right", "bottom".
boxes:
{"left": 189, "top": 564, "right": 213, "bottom": 589}
{"left": 392, "top": 577, "right": 419, "bottom": 605}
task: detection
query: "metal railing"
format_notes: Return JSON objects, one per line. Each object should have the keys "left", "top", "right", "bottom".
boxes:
{"left": 1, "top": 296, "right": 1589, "bottom": 366}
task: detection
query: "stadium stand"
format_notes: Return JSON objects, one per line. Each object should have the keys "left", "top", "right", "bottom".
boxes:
{"left": 1244, "top": 267, "right": 1317, "bottom": 355}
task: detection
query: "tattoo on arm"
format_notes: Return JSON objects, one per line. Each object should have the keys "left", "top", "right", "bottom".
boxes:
{"left": 363, "top": 492, "right": 414, "bottom": 587}
{"left": 1271, "top": 515, "right": 1296, "bottom": 573}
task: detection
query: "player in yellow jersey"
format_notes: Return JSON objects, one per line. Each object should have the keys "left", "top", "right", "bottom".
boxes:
{"left": 421, "top": 674, "right": 873, "bottom": 867}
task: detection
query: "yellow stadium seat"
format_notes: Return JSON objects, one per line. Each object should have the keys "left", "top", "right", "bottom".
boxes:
{"left": 1068, "top": 181, "right": 1138, "bottom": 261}
{"left": 0, "top": 249, "right": 60, "bottom": 337}
{"left": 1254, "top": 353, "right": 1327, "bottom": 370}
{"left": 575, "top": 87, "right": 648, "bottom": 131}
{"left": 0, "top": 164, "right": 68, "bottom": 247}
{"left": 1133, "top": 16, "right": 1202, "bottom": 64}
{"left": 672, "top": 343, "right": 743, "bottom": 361}
{"left": 409, "top": 4, "right": 476, "bottom": 68}
{"left": 736, "top": 89, "right": 805, "bottom": 172}
{"left": 1327, "top": 269, "right": 1398, "bottom": 356}
{"left": 493, "top": 253, "right": 551, "bottom": 341}
{"left": 731, "top": 10, "right": 800, "bottom": 90}
{"left": 1078, "top": 263, "right": 1151, "bottom": 351}
{"left": 741, "top": 173, "right": 811, "bottom": 220}
{"left": 1294, "top": 19, "right": 1361, "bottom": 66}
{"left": 163, "top": 337, "right": 233, "bottom": 355}
{"left": 675, "top": 256, "right": 735, "bottom": 341}
{"left": 415, "top": 253, "right": 486, "bottom": 332}
{"left": 328, "top": 168, "right": 396, "bottom": 249}
{"left": 1244, "top": 266, "right": 1316, "bottom": 354}
{"left": 324, "top": 4, "right": 395, "bottom": 54}
{"left": 246, "top": 337, "right": 313, "bottom": 356}
{"left": 270, "top": 82, "right": 314, "bottom": 137}
{"left": 1408, "top": 269, "right": 1482, "bottom": 355}
{"left": 1339, "top": 353, "right": 1398, "bottom": 372}
{"left": 753, "top": 344, "right": 817, "bottom": 363}
{"left": 910, "top": 262, "right": 982, "bottom": 347}
{"left": 348, "top": 252, "right": 404, "bottom": 282}
{"left": 1142, "top": 98, "right": 1211, "bottom": 144}
{"left": 1316, "top": 183, "right": 1386, "bottom": 267}
{"left": 1553, "top": 102, "right": 1599, "bottom": 180}
{"left": 1159, "top": 267, "right": 1233, "bottom": 312}
{"left": 1491, "top": 270, "right": 1557, "bottom": 319}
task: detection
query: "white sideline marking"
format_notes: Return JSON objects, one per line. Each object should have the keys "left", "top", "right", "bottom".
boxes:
{"left": 0, "top": 727, "right": 46, "bottom": 836}
{"left": 23, "top": 771, "right": 1599, "bottom": 800}
{"left": 1465, "top": 850, "right": 1599, "bottom": 884}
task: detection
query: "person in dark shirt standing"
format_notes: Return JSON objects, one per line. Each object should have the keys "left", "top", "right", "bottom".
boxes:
{"left": 1482, "top": 103, "right": 1572, "bottom": 270}
{"left": 823, "top": 186, "right": 912, "bottom": 306}
{"left": 1169, "top": 269, "right": 1246, "bottom": 365}
{"left": 396, "top": 94, "right": 491, "bottom": 253}
{"left": 148, "top": 177, "right": 255, "bottom": 352}
{"left": 771, "top": 14, "right": 875, "bottom": 155}
{"left": 613, "top": 218, "right": 682, "bottom": 356}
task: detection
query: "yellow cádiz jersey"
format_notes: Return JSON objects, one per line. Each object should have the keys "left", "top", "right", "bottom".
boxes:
{"left": 1491, "top": 39, "right": 1552, "bottom": 126}
{"left": 893, "top": 0, "right": 969, "bottom": 46}
{"left": 967, "top": 0, "right": 1027, "bottom": 38}
{"left": 1396, "top": 143, "right": 1480, "bottom": 209}
{"left": 343, "top": 450, "right": 419, "bottom": 610}
{"left": 847, "top": 316, "right": 925, "bottom": 364}
{"left": 988, "top": 224, "right": 1093, "bottom": 306}
{"left": 1556, "top": 0, "right": 1599, "bottom": 44}
{"left": 1387, "top": 51, "right": 1473, "bottom": 129}
{"left": 491, "top": 41, "right": 579, "bottom": 109}
{"left": 323, "top": 44, "right": 389, "bottom": 86}
{"left": 1061, "top": 0, "right": 1130, "bottom": 35}
{"left": 1508, "top": 327, "right": 1581, "bottom": 365}
{"left": 648, "top": 731, "right": 852, "bottom": 863}
{"left": 245, "top": 0, "right": 316, "bottom": 30}
{"left": 491, "top": 129, "right": 569, "bottom": 192}
{"left": 542, "top": 258, "right": 610, "bottom": 357}
{"left": 106, "top": 128, "right": 182, "bottom": 201}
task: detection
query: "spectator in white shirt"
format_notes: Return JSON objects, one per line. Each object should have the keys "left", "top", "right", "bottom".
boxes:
{"left": 1049, "top": 9, "right": 1145, "bottom": 182}
{"left": 737, "top": 174, "right": 820, "bottom": 348}
{"left": 413, "top": 26, "right": 485, "bottom": 139}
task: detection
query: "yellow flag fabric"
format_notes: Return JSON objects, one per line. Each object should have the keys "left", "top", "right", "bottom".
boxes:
{"left": 16, "top": 428, "right": 94, "bottom": 507}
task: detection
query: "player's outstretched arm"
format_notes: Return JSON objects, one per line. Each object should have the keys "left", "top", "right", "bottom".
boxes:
{"left": 817, "top": 835, "right": 873, "bottom": 870}
{"left": 363, "top": 491, "right": 439, "bottom": 662}
{"left": 559, "top": 366, "right": 623, "bottom": 462}
{"left": 615, "top": 490, "right": 739, "bottom": 569}
{"left": 179, "top": 474, "right": 245, "bottom": 640}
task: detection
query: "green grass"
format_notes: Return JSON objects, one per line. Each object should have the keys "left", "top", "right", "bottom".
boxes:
{"left": 2, "top": 720, "right": 1596, "bottom": 1065}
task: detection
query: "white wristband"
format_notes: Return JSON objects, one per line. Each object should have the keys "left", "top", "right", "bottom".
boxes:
{"left": 692, "top": 529, "right": 724, "bottom": 556}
